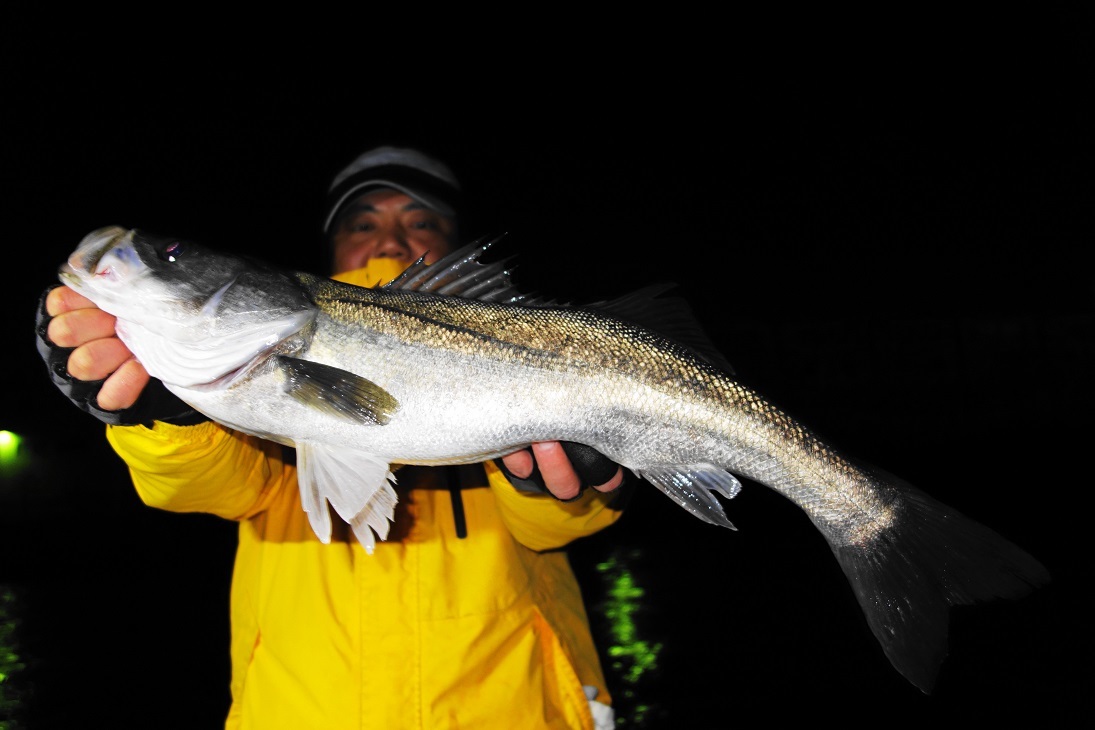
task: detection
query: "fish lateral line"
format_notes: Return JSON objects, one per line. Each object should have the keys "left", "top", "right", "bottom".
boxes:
{"left": 330, "top": 297, "right": 562, "bottom": 362}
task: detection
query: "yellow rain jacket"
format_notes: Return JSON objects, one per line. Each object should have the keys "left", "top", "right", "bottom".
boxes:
{"left": 104, "top": 262, "right": 624, "bottom": 730}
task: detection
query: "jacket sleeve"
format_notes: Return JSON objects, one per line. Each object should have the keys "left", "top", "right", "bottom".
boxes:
{"left": 105, "top": 420, "right": 295, "bottom": 521}
{"left": 107, "top": 420, "right": 626, "bottom": 547}
{"left": 484, "top": 459, "right": 627, "bottom": 552}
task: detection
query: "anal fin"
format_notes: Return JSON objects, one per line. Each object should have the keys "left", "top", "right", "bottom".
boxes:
{"left": 638, "top": 464, "right": 741, "bottom": 530}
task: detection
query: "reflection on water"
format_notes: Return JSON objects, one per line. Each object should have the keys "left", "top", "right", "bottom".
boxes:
{"left": 0, "top": 585, "right": 27, "bottom": 730}
{"left": 593, "top": 547, "right": 663, "bottom": 728}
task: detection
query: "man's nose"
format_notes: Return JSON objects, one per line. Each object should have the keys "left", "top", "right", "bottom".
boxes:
{"left": 372, "top": 229, "right": 412, "bottom": 259}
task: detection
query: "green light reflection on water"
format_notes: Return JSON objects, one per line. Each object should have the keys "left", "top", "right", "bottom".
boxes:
{"left": 0, "top": 586, "right": 26, "bottom": 730}
{"left": 596, "top": 547, "right": 662, "bottom": 727}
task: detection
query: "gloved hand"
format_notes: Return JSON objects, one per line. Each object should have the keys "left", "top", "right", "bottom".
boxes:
{"left": 35, "top": 284, "right": 209, "bottom": 427}
{"left": 497, "top": 441, "right": 629, "bottom": 501}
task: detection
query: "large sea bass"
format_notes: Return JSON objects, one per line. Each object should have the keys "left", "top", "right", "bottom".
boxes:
{"left": 59, "top": 225, "right": 1047, "bottom": 694}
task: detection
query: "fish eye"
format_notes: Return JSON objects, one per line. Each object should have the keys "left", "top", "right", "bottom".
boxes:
{"left": 158, "top": 240, "right": 184, "bottom": 263}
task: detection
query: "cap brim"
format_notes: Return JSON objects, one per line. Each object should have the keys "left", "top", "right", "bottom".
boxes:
{"left": 323, "top": 182, "right": 455, "bottom": 234}
{"left": 323, "top": 163, "right": 462, "bottom": 234}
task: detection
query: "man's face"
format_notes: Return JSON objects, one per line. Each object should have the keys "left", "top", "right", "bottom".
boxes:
{"left": 330, "top": 188, "right": 457, "bottom": 274}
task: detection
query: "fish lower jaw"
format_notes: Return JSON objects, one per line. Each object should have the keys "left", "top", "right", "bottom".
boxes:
{"left": 66, "top": 225, "right": 131, "bottom": 275}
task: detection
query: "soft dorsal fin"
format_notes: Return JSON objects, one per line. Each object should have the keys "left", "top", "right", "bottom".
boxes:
{"left": 385, "top": 236, "right": 734, "bottom": 373}
{"left": 584, "top": 284, "right": 736, "bottom": 374}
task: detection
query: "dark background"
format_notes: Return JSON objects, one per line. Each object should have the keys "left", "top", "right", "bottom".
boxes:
{"left": 3, "top": 7, "right": 1092, "bottom": 728}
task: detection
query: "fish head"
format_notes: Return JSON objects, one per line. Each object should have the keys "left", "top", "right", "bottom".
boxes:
{"left": 60, "top": 225, "right": 316, "bottom": 387}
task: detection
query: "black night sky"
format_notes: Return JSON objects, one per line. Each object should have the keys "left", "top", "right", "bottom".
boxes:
{"left": 3, "top": 9, "right": 1092, "bottom": 728}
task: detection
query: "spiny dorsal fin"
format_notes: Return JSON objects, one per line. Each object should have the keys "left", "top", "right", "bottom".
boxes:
{"left": 386, "top": 235, "right": 528, "bottom": 303}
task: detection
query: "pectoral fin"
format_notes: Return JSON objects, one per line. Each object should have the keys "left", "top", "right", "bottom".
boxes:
{"left": 296, "top": 441, "right": 398, "bottom": 553}
{"left": 638, "top": 464, "right": 741, "bottom": 530}
{"left": 278, "top": 356, "right": 399, "bottom": 425}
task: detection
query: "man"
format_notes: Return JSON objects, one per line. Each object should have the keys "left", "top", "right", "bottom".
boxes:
{"left": 37, "top": 146, "right": 626, "bottom": 729}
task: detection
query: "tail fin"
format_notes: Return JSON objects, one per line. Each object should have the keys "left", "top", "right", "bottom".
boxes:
{"left": 830, "top": 476, "right": 1049, "bottom": 693}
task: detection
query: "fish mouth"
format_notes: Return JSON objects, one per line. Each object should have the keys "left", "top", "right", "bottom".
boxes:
{"left": 59, "top": 225, "right": 131, "bottom": 281}
{"left": 59, "top": 225, "right": 140, "bottom": 294}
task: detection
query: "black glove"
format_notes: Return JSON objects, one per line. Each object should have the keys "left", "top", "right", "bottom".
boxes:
{"left": 35, "top": 284, "right": 209, "bottom": 427}
{"left": 496, "top": 441, "right": 629, "bottom": 501}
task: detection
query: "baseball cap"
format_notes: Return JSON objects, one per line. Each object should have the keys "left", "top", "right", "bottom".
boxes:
{"left": 322, "top": 146, "right": 463, "bottom": 235}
